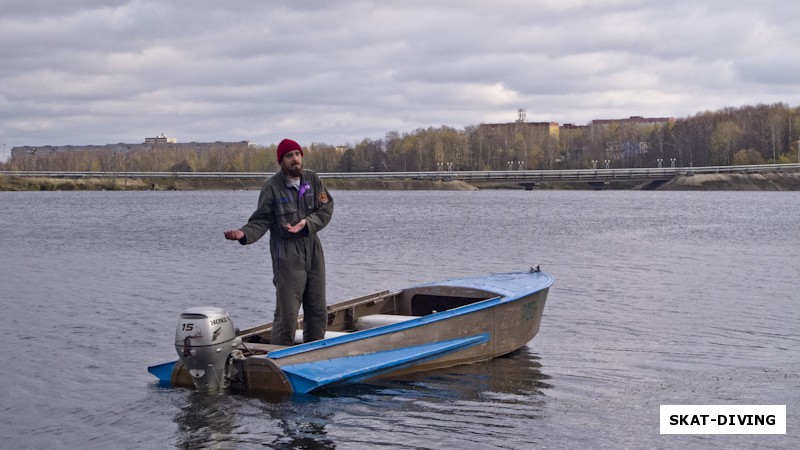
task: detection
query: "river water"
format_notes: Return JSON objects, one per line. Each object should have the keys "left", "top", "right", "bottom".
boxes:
{"left": 0, "top": 189, "right": 797, "bottom": 449}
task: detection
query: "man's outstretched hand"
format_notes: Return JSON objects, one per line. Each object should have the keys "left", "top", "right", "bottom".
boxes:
{"left": 224, "top": 229, "right": 244, "bottom": 240}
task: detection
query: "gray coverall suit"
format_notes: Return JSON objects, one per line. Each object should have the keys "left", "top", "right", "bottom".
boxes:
{"left": 238, "top": 169, "right": 334, "bottom": 345}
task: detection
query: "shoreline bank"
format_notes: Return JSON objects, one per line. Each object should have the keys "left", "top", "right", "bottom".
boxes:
{"left": 2, "top": 172, "right": 800, "bottom": 191}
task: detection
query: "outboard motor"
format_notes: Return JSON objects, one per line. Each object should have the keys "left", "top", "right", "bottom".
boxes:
{"left": 174, "top": 307, "right": 242, "bottom": 391}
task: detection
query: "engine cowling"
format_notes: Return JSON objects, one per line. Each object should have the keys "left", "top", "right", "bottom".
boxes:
{"left": 174, "top": 307, "right": 241, "bottom": 391}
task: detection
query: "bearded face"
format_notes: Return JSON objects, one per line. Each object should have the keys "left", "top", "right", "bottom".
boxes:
{"left": 280, "top": 150, "right": 303, "bottom": 178}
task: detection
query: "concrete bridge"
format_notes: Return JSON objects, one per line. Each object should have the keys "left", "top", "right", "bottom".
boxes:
{"left": 322, "top": 163, "right": 800, "bottom": 189}
{"left": 3, "top": 163, "right": 800, "bottom": 189}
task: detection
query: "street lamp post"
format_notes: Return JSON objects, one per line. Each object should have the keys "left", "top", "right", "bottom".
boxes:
{"left": 123, "top": 153, "right": 129, "bottom": 188}
{"left": 112, "top": 151, "right": 118, "bottom": 185}
{"left": 28, "top": 148, "right": 37, "bottom": 176}
{"left": 670, "top": 158, "right": 676, "bottom": 168}
{"left": 592, "top": 160, "right": 597, "bottom": 169}
{"left": 657, "top": 158, "right": 663, "bottom": 168}
{"left": 604, "top": 159, "right": 610, "bottom": 170}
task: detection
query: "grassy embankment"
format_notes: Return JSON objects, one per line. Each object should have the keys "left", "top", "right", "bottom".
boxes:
{"left": 0, "top": 175, "right": 267, "bottom": 191}
{"left": 0, "top": 175, "right": 150, "bottom": 191}
{"left": 3, "top": 172, "right": 800, "bottom": 191}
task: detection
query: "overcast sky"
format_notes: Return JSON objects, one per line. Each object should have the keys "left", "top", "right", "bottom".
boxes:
{"left": 2, "top": 0, "right": 799, "bottom": 156}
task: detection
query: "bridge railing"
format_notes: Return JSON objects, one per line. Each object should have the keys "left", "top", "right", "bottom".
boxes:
{"left": 2, "top": 163, "right": 799, "bottom": 181}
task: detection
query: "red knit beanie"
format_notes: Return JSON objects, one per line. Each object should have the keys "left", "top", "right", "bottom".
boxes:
{"left": 277, "top": 138, "right": 303, "bottom": 162}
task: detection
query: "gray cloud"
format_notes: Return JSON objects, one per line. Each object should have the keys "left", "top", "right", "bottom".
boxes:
{"left": 1, "top": 0, "right": 799, "bottom": 155}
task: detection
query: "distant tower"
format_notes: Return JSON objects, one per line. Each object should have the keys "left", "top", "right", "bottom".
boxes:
{"left": 517, "top": 108, "right": 526, "bottom": 123}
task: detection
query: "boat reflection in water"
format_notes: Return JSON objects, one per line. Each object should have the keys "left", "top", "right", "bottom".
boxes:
{"left": 170, "top": 345, "right": 551, "bottom": 449}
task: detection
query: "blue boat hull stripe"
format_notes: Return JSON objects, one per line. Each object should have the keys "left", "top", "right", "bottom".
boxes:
{"left": 280, "top": 333, "right": 490, "bottom": 393}
{"left": 147, "top": 360, "right": 176, "bottom": 383}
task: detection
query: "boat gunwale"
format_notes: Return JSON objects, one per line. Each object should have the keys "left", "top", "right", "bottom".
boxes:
{"left": 265, "top": 271, "right": 553, "bottom": 360}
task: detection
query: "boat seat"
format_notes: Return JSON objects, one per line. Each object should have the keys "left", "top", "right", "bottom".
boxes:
{"left": 293, "top": 330, "right": 350, "bottom": 344}
{"left": 355, "top": 314, "right": 419, "bottom": 330}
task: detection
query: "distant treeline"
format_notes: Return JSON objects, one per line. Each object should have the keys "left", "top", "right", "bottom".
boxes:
{"left": 4, "top": 103, "right": 799, "bottom": 173}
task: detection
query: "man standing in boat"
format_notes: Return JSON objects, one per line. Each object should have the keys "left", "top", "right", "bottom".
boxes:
{"left": 224, "top": 138, "right": 334, "bottom": 346}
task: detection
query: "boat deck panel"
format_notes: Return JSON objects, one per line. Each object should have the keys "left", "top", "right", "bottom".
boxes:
{"left": 418, "top": 271, "right": 553, "bottom": 300}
